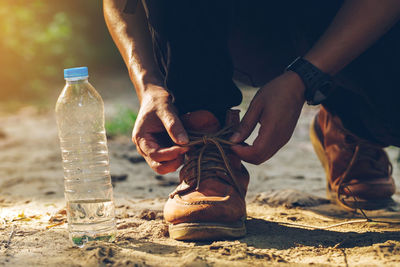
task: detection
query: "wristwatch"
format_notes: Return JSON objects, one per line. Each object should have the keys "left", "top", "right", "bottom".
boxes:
{"left": 286, "top": 57, "right": 334, "bottom": 105}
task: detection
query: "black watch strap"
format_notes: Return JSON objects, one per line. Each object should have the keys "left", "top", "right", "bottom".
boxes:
{"left": 286, "top": 57, "right": 334, "bottom": 105}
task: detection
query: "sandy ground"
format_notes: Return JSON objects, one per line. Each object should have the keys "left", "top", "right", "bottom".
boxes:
{"left": 1, "top": 73, "right": 400, "bottom": 266}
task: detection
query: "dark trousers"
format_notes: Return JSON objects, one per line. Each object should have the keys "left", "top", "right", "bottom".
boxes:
{"left": 128, "top": 0, "right": 400, "bottom": 147}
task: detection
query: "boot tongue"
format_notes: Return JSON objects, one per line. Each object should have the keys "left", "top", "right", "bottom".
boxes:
{"left": 180, "top": 110, "right": 221, "bottom": 134}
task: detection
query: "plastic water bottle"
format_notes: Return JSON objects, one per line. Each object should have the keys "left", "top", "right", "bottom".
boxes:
{"left": 55, "top": 67, "right": 117, "bottom": 247}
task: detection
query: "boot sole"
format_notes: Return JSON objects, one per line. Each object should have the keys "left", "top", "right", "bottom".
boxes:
{"left": 169, "top": 218, "right": 246, "bottom": 241}
{"left": 309, "top": 116, "right": 394, "bottom": 210}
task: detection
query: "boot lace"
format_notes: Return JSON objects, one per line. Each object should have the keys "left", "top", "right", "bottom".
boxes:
{"left": 336, "top": 136, "right": 392, "bottom": 212}
{"left": 169, "top": 126, "right": 245, "bottom": 198}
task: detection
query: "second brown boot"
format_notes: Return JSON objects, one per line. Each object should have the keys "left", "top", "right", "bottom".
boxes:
{"left": 310, "top": 106, "right": 396, "bottom": 210}
{"left": 164, "top": 110, "right": 249, "bottom": 240}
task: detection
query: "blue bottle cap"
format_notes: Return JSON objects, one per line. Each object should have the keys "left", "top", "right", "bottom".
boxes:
{"left": 64, "top": 67, "right": 89, "bottom": 79}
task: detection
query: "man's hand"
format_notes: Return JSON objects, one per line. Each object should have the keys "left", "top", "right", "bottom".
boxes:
{"left": 132, "top": 86, "right": 189, "bottom": 174}
{"left": 230, "top": 71, "right": 305, "bottom": 165}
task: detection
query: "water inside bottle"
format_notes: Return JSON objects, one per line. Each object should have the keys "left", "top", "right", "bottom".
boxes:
{"left": 67, "top": 199, "right": 116, "bottom": 247}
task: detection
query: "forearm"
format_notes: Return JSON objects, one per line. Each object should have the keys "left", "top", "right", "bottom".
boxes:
{"left": 103, "top": 0, "right": 165, "bottom": 102}
{"left": 304, "top": 0, "right": 400, "bottom": 75}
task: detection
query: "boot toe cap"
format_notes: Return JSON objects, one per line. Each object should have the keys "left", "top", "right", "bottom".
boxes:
{"left": 164, "top": 191, "right": 246, "bottom": 225}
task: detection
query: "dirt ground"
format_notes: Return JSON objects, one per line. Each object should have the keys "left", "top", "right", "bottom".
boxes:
{"left": 1, "top": 73, "right": 400, "bottom": 266}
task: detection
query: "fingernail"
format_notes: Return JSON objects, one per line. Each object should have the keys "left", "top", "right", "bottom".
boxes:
{"left": 230, "top": 132, "right": 240, "bottom": 143}
{"left": 177, "top": 133, "right": 188, "bottom": 144}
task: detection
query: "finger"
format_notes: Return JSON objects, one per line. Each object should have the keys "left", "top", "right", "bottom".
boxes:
{"left": 231, "top": 143, "right": 271, "bottom": 165}
{"left": 148, "top": 154, "right": 184, "bottom": 174}
{"left": 158, "top": 106, "right": 188, "bottom": 145}
{"left": 230, "top": 100, "right": 262, "bottom": 143}
{"left": 231, "top": 145, "right": 263, "bottom": 165}
{"left": 231, "top": 124, "right": 273, "bottom": 164}
{"left": 131, "top": 115, "right": 147, "bottom": 150}
{"left": 135, "top": 134, "right": 160, "bottom": 156}
{"left": 148, "top": 145, "right": 189, "bottom": 163}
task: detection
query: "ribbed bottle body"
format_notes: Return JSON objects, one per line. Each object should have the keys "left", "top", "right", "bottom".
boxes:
{"left": 56, "top": 78, "right": 116, "bottom": 247}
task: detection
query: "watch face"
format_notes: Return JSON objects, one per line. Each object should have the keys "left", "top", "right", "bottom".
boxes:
{"left": 312, "top": 81, "right": 333, "bottom": 104}
{"left": 319, "top": 80, "right": 333, "bottom": 95}
{"left": 313, "top": 90, "right": 326, "bottom": 103}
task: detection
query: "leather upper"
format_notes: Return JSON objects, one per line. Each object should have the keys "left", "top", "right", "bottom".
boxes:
{"left": 164, "top": 110, "right": 249, "bottom": 224}
{"left": 316, "top": 106, "right": 395, "bottom": 199}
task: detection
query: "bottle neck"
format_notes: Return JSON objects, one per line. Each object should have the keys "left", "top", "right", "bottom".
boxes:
{"left": 65, "top": 76, "right": 89, "bottom": 84}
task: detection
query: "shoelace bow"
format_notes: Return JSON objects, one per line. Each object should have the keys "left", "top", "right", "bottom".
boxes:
{"left": 170, "top": 126, "right": 245, "bottom": 199}
{"left": 336, "top": 138, "right": 392, "bottom": 212}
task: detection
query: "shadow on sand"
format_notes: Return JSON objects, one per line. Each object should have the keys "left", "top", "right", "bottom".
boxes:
{"left": 241, "top": 217, "right": 400, "bottom": 250}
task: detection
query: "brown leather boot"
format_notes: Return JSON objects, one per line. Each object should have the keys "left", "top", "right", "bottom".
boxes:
{"left": 164, "top": 110, "right": 249, "bottom": 240}
{"left": 310, "top": 106, "right": 396, "bottom": 210}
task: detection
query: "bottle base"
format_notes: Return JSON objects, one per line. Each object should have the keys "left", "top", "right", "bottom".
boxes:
{"left": 70, "top": 231, "right": 116, "bottom": 247}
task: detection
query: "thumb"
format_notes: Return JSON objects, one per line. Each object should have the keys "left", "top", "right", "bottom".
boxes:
{"left": 230, "top": 104, "right": 261, "bottom": 143}
{"left": 158, "top": 106, "right": 188, "bottom": 145}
